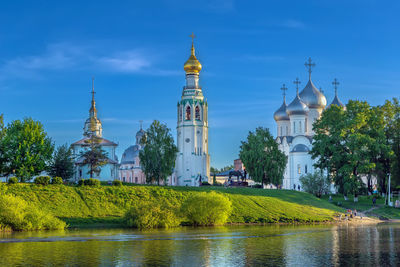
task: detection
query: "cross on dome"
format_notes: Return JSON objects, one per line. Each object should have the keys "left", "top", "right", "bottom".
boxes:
{"left": 332, "top": 78, "right": 340, "bottom": 95}
{"left": 293, "top": 77, "right": 301, "bottom": 95}
{"left": 304, "top": 58, "right": 315, "bottom": 79}
{"left": 280, "top": 84, "right": 287, "bottom": 102}
{"left": 319, "top": 87, "right": 324, "bottom": 94}
{"left": 139, "top": 120, "right": 143, "bottom": 130}
{"left": 189, "top": 32, "right": 195, "bottom": 44}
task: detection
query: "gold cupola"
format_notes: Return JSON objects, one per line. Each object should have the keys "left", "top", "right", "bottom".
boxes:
{"left": 184, "top": 35, "right": 202, "bottom": 74}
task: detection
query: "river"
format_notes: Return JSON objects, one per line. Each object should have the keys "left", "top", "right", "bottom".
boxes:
{"left": 0, "top": 223, "right": 399, "bottom": 266}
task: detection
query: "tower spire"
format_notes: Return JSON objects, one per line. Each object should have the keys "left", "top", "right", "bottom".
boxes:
{"left": 89, "top": 77, "right": 97, "bottom": 118}
{"left": 293, "top": 77, "right": 301, "bottom": 96}
{"left": 304, "top": 58, "right": 315, "bottom": 80}
{"left": 332, "top": 78, "right": 340, "bottom": 96}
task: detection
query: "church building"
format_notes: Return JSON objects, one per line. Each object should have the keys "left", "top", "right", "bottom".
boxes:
{"left": 273, "top": 58, "right": 344, "bottom": 190}
{"left": 175, "top": 35, "right": 210, "bottom": 186}
{"left": 71, "top": 79, "right": 119, "bottom": 182}
{"left": 119, "top": 125, "right": 146, "bottom": 183}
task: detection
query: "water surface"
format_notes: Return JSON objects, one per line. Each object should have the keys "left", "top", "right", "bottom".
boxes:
{"left": 0, "top": 223, "right": 399, "bottom": 266}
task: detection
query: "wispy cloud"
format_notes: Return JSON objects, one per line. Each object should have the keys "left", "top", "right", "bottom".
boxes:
{"left": 237, "top": 55, "right": 285, "bottom": 62}
{"left": 279, "top": 19, "right": 306, "bottom": 29}
{"left": 0, "top": 42, "right": 179, "bottom": 80}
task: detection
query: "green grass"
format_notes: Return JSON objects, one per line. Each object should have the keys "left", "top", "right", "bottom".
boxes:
{"left": 321, "top": 194, "right": 385, "bottom": 212}
{"left": 0, "top": 184, "right": 343, "bottom": 228}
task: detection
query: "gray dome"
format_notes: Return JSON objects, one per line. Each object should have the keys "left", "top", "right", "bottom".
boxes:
{"left": 299, "top": 79, "right": 327, "bottom": 109}
{"left": 274, "top": 100, "right": 289, "bottom": 121}
{"left": 286, "top": 94, "right": 309, "bottom": 116}
{"left": 291, "top": 144, "right": 310, "bottom": 153}
{"left": 328, "top": 94, "right": 344, "bottom": 108}
{"left": 120, "top": 145, "right": 140, "bottom": 164}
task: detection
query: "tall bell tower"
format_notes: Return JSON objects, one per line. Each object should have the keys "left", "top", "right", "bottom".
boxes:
{"left": 175, "top": 34, "right": 210, "bottom": 186}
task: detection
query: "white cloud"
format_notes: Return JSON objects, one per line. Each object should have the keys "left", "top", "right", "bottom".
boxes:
{"left": 280, "top": 19, "right": 305, "bottom": 29}
{"left": 97, "top": 51, "right": 151, "bottom": 73}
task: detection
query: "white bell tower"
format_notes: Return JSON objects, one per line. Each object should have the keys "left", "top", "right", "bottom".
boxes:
{"left": 175, "top": 34, "right": 210, "bottom": 186}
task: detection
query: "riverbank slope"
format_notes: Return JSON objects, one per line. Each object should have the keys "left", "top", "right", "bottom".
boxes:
{"left": 0, "top": 184, "right": 343, "bottom": 228}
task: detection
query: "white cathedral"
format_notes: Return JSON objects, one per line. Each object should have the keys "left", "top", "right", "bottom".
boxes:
{"left": 273, "top": 58, "right": 344, "bottom": 190}
{"left": 174, "top": 37, "right": 210, "bottom": 186}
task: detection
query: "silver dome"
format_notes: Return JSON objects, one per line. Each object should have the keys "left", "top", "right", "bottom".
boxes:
{"left": 299, "top": 79, "right": 327, "bottom": 109}
{"left": 273, "top": 100, "right": 289, "bottom": 121}
{"left": 328, "top": 94, "right": 344, "bottom": 108}
{"left": 286, "top": 94, "right": 309, "bottom": 116}
{"left": 120, "top": 145, "right": 140, "bottom": 164}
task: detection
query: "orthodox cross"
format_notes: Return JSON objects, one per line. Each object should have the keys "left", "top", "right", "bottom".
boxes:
{"left": 280, "top": 84, "right": 288, "bottom": 101}
{"left": 139, "top": 120, "right": 143, "bottom": 130}
{"left": 190, "top": 32, "right": 195, "bottom": 44}
{"left": 319, "top": 87, "right": 324, "bottom": 94}
{"left": 304, "top": 57, "right": 315, "bottom": 79}
{"left": 293, "top": 77, "right": 301, "bottom": 95}
{"left": 91, "top": 77, "right": 96, "bottom": 98}
{"left": 332, "top": 78, "right": 340, "bottom": 95}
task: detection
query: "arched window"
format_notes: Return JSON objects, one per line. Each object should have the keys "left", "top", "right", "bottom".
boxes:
{"left": 299, "top": 121, "right": 302, "bottom": 133}
{"left": 135, "top": 177, "right": 138, "bottom": 183}
{"left": 293, "top": 122, "right": 296, "bottom": 133}
{"left": 178, "top": 106, "right": 182, "bottom": 122}
{"left": 305, "top": 164, "right": 308, "bottom": 174}
{"left": 195, "top": 106, "right": 201, "bottom": 120}
{"left": 297, "top": 164, "right": 301, "bottom": 174}
{"left": 186, "top": 106, "right": 191, "bottom": 120}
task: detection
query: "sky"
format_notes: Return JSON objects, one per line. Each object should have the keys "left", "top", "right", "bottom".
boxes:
{"left": 0, "top": 0, "right": 399, "bottom": 168}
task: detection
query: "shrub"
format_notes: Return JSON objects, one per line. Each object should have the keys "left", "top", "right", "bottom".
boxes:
{"left": 112, "top": 180, "right": 122, "bottom": 186}
{"left": 181, "top": 191, "right": 232, "bottom": 226}
{"left": 84, "top": 178, "right": 100, "bottom": 186}
{"left": 0, "top": 194, "right": 66, "bottom": 231}
{"left": 34, "top": 176, "right": 51, "bottom": 186}
{"left": 78, "top": 179, "right": 85, "bottom": 186}
{"left": 125, "top": 202, "right": 179, "bottom": 229}
{"left": 300, "top": 173, "right": 330, "bottom": 197}
{"left": 51, "top": 176, "right": 63, "bottom": 185}
{"left": 202, "top": 182, "right": 211, "bottom": 186}
{"left": 8, "top": 177, "right": 18, "bottom": 184}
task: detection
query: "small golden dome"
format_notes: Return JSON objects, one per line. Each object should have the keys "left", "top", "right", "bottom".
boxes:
{"left": 184, "top": 43, "right": 202, "bottom": 74}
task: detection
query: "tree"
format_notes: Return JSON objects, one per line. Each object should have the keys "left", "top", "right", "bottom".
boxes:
{"left": 0, "top": 114, "right": 5, "bottom": 176}
{"left": 79, "top": 135, "right": 108, "bottom": 178}
{"left": 239, "top": 127, "right": 287, "bottom": 186}
{"left": 300, "top": 172, "right": 330, "bottom": 197}
{"left": 0, "top": 118, "right": 54, "bottom": 182}
{"left": 49, "top": 144, "right": 75, "bottom": 181}
{"left": 139, "top": 120, "right": 178, "bottom": 185}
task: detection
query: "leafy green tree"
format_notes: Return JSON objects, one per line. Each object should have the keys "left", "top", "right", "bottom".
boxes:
{"left": 79, "top": 135, "right": 108, "bottom": 178}
{"left": 300, "top": 172, "right": 330, "bottom": 197}
{"left": 49, "top": 144, "right": 75, "bottom": 181}
{"left": 0, "top": 114, "right": 5, "bottom": 176}
{"left": 239, "top": 127, "right": 287, "bottom": 186}
{"left": 139, "top": 120, "right": 178, "bottom": 185}
{"left": 0, "top": 118, "right": 54, "bottom": 182}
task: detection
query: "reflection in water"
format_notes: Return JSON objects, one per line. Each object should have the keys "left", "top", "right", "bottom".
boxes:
{"left": 1, "top": 224, "right": 400, "bottom": 266}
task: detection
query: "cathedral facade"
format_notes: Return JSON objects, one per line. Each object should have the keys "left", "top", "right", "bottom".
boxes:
{"left": 273, "top": 58, "right": 344, "bottom": 190}
{"left": 174, "top": 37, "right": 210, "bottom": 186}
{"left": 71, "top": 80, "right": 119, "bottom": 182}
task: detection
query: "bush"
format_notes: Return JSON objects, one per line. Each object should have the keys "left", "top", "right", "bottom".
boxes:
{"left": 181, "top": 191, "right": 232, "bottom": 226}
{"left": 0, "top": 194, "right": 66, "bottom": 231}
{"left": 78, "top": 179, "right": 85, "bottom": 186}
{"left": 300, "top": 173, "right": 330, "bottom": 197}
{"left": 51, "top": 176, "right": 63, "bottom": 185}
{"left": 112, "top": 180, "right": 122, "bottom": 186}
{"left": 84, "top": 178, "right": 100, "bottom": 186}
{"left": 125, "top": 202, "right": 179, "bottom": 229}
{"left": 8, "top": 177, "right": 18, "bottom": 184}
{"left": 202, "top": 182, "right": 211, "bottom": 186}
{"left": 34, "top": 176, "right": 51, "bottom": 186}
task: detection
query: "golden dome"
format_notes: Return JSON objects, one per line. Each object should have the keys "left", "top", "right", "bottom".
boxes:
{"left": 184, "top": 43, "right": 202, "bottom": 74}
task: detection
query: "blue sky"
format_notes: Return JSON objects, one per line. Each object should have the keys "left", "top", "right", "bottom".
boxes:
{"left": 0, "top": 0, "right": 399, "bottom": 168}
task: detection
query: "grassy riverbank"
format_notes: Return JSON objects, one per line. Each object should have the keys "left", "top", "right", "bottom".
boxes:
{"left": 0, "top": 184, "right": 343, "bottom": 229}
{"left": 321, "top": 194, "right": 400, "bottom": 220}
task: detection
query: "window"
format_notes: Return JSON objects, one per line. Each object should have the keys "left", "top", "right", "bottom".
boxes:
{"left": 305, "top": 118, "right": 308, "bottom": 132}
{"left": 293, "top": 122, "right": 296, "bottom": 133}
{"left": 79, "top": 169, "right": 82, "bottom": 178}
{"left": 297, "top": 164, "right": 301, "bottom": 174}
{"left": 135, "top": 177, "right": 138, "bottom": 183}
{"left": 195, "top": 106, "right": 201, "bottom": 120}
{"left": 299, "top": 121, "right": 302, "bottom": 133}
{"left": 186, "top": 106, "right": 191, "bottom": 120}
{"left": 305, "top": 164, "right": 308, "bottom": 174}
{"left": 280, "top": 126, "right": 282, "bottom": 136}
{"left": 179, "top": 106, "right": 182, "bottom": 122}
{"left": 286, "top": 126, "right": 288, "bottom": 135}
{"left": 123, "top": 177, "right": 126, "bottom": 182}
